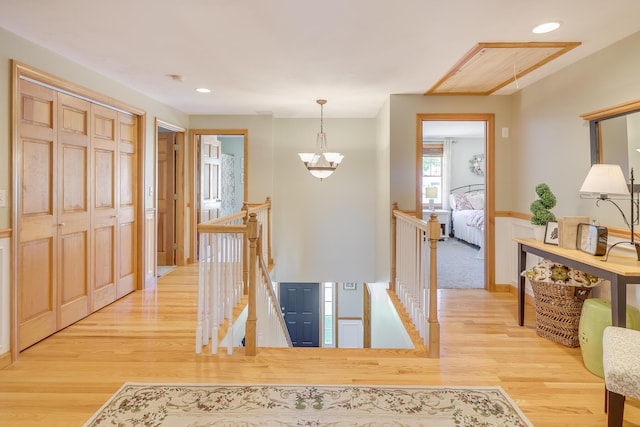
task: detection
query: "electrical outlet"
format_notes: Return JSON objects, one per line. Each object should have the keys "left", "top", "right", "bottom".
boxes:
{"left": 0, "top": 189, "right": 6, "bottom": 207}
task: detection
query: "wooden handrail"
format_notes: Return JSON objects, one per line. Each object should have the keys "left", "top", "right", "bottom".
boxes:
{"left": 195, "top": 198, "right": 276, "bottom": 356}
{"left": 258, "top": 241, "right": 292, "bottom": 347}
{"left": 391, "top": 204, "right": 441, "bottom": 358}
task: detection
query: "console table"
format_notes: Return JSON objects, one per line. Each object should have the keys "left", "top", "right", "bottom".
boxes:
{"left": 515, "top": 237, "right": 640, "bottom": 328}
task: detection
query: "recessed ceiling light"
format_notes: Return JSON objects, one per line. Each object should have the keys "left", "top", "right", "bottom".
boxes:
{"left": 196, "top": 88, "right": 211, "bottom": 93}
{"left": 532, "top": 22, "right": 560, "bottom": 34}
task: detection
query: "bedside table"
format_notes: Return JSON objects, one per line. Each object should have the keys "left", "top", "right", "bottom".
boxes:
{"left": 423, "top": 209, "right": 450, "bottom": 240}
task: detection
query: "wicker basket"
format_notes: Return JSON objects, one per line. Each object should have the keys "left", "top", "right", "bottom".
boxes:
{"left": 530, "top": 280, "right": 592, "bottom": 347}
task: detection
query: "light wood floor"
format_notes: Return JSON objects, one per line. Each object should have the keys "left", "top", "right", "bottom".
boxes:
{"left": 0, "top": 265, "right": 638, "bottom": 426}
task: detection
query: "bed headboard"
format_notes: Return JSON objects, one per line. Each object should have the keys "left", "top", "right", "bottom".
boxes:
{"left": 449, "top": 184, "right": 484, "bottom": 210}
{"left": 450, "top": 184, "right": 485, "bottom": 195}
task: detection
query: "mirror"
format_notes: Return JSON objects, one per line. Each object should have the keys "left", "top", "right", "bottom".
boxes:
{"left": 582, "top": 99, "right": 640, "bottom": 182}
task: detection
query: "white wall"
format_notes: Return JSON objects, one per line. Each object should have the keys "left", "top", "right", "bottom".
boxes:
{"left": 510, "top": 31, "right": 640, "bottom": 227}
{"left": 272, "top": 118, "right": 377, "bottom": 282}
{"left": 450, "top": 137, "right": 485, "bottom": 190}
{"left": 375, "top": 98, "right": 392, "bottom": 282}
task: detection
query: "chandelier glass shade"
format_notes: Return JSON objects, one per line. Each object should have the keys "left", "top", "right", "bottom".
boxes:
{"left": 298, "top": 99, "right": 344, "bottom": 180}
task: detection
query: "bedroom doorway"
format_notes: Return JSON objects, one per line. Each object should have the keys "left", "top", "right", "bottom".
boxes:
{"left": 417, "top": 114, "right": 495, "bottom": 291}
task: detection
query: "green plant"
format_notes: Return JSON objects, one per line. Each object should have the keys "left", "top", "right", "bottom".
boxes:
{"left": 530, "top": 183, "right": 556, "bottom": 225}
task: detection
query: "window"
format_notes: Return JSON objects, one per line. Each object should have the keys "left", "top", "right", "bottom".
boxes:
{"left": 422, "top": 144, "right": 443, "bottom": 207}
{"left": 323, "top": 282, "right": 335, "bottom": 347}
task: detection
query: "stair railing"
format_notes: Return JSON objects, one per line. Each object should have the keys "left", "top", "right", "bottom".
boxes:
{"left": 255, "top": 223, "right": 292, "bottom": 349}
{"left": 196, "top": 198, "right": 290, "bottom": 355}
{"left": 390, "top": 203, "right": 441, "bottom": 357}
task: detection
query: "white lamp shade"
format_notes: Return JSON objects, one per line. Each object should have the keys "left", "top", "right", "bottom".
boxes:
{"left": 579, "top": 164, "right": 630, "bottom": 196}
{"left": 424, "top": 187, "right": 438, "bottom": 198}
{"left": 298, "top": 152, "right": 315, "bottom": 163}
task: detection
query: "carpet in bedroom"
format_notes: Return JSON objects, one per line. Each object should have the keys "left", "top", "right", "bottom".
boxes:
{"left": 437, "top": 238, "right": 484, "bottom": 289}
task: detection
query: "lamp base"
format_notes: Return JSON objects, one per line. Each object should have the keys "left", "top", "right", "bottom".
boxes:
{"left": 428, "top": 199, "right": 434, "bottom": 211}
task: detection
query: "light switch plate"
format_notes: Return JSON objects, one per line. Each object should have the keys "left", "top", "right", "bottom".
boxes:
{"left": 0, "top": 189, "right": 6, "bottom": 207}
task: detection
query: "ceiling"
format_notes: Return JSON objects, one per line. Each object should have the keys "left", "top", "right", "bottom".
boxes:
{"left": 1, "top": 0, "right": 640, "bottom": 118}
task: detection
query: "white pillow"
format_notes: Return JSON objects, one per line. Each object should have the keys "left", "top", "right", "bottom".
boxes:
{"left": 449, "top": 194, "right": 457, "bottom": 209}
{"left": 467, "top": 192, "right": 484, "bottom": 210}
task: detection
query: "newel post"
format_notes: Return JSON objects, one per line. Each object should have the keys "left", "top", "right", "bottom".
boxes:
{"left": 427, "top": 212, "right": 441, "bottom": 357}
{"left": 245, "top": 212, "right": 258, "bottom": 356}
{"left": 390, "top": 202, "right": 398, "bottom": 292}
{"left": 242, "top": 202, "right": 249, "bottom": 295}
{"left": 266, "top": 197, "right": 274, "bottom": 266}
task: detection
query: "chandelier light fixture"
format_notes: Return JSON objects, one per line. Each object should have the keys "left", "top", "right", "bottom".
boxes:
{"left": 298, "top": 99, "right": 344, "bottom": 180}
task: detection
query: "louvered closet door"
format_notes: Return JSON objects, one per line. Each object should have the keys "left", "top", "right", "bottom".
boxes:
{"left": 116, "top": 113, "right": 137, "bottom": 298}
{"left": 57, "top": 93, "right": 92, "bottom": 328}
{"left": 92, "top": 105, "right": 118, "bottom": 310}
{"left": 17, "top": 80, "right": 59, "bottom": 350}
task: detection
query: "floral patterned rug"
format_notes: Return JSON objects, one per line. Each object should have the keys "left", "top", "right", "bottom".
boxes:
{"left": 83, "top": 383, "right": 533, "bottom": 427}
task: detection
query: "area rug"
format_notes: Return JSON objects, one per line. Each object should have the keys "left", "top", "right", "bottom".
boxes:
{"left": 83, "top": 383, "right": 533, "bottom": 427}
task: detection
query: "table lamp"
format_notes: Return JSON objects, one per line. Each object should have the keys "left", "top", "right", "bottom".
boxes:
{"left": 425, "top": 187, "right": 438, "bottom": 211}
{"left": 579, "top": 164, "right": 640, "bottom": 260}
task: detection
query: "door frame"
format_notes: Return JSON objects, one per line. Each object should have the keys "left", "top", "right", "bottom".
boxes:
{"left": 11, "top": 61, "right": 146, "bottom": 360}
{"left": 416, "top": 113, "right": 495, "bottom": 291}
{"left": 279, "top": 282, "right": 321, "bottom": 347}
{"left": 154, "top": 119, "right": 186, "bottom": 274}
{"left": 188, "top": 129, "right": 248, "bottom": 264}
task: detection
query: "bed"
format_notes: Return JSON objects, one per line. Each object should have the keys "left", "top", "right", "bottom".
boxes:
{"left": 449, "top": 184, "right": 485, "bottom": 248}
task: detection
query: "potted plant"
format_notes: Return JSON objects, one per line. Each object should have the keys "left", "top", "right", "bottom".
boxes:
{"left": 530, "top": 183, "right": 557, "bottom": 241}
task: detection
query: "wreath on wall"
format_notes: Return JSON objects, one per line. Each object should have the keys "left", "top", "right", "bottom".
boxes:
{"left": 469, "top": 153, "right": 485, "bottom": 176}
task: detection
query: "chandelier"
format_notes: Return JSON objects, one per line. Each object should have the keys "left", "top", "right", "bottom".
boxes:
{"left": 298, "top": 99, "right": 344, "bottom": 180}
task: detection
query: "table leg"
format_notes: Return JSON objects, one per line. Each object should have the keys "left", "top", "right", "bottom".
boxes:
{"left": 610, "top": 278, "right": 627, "bottom": 327}
{"left": 518, "top": 243, "right": 526, "bottom": 326}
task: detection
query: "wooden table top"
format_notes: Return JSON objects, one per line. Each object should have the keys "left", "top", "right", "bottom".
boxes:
{"left": 514, "top": 237, "right": 640, "bottom": 277}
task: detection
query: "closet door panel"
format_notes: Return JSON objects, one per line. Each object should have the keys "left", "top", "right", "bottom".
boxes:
{"left": 58, "top": 93, "right": 91, "bottom": 327}
{"left": 17, "top": 80, "right": 58, "bottom": 351}
{"left": 18, "top": 238, "right": 55, "bottom": 349}
{"left": 116, "top": 113, "right": 137, "bottom": 298}
{"left": 91, "top": 105, "right": 118, "bottom": 309}
{"left": 59, "top": 231, "right": 88, "bottom": 327}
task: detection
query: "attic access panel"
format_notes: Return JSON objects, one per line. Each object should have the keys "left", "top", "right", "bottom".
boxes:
{"left": 426, "top": 42, "right": 581, "bottom": 96}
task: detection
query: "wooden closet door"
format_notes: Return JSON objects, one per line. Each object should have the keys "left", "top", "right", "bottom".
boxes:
{"left": 91, "top": 105, "right": 118, "bottom": 310}
{"left": 57, "top": 93, "right": 91, "bottom": 328}
{"left": 116, "top": 113, "right": 137, "bottom": 298}
{"left": 17, "top": 80, "right": 58, "bottom": 351}
{"left": 157, "top": 132, "right": 175, "bottom": 266}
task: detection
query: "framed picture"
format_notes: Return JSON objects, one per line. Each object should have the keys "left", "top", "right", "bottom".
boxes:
{"left": 343, "top": 283, "right": 357, "bottom": 291}
{"left": 544, "top": 221, "right": 559, "bottom": 245}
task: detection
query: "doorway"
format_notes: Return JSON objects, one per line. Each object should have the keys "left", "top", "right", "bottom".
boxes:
{"left": 189, "top": 129, "right": 248, "bottom": 264}
{"left": 417, "top": 114, "right": 495, "bottom": 291}
{"left": 279, "top": 283, "right": 320, "bottom": 347}
{"left": 155, "top": 120, "right": 186, "bottom": 278}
